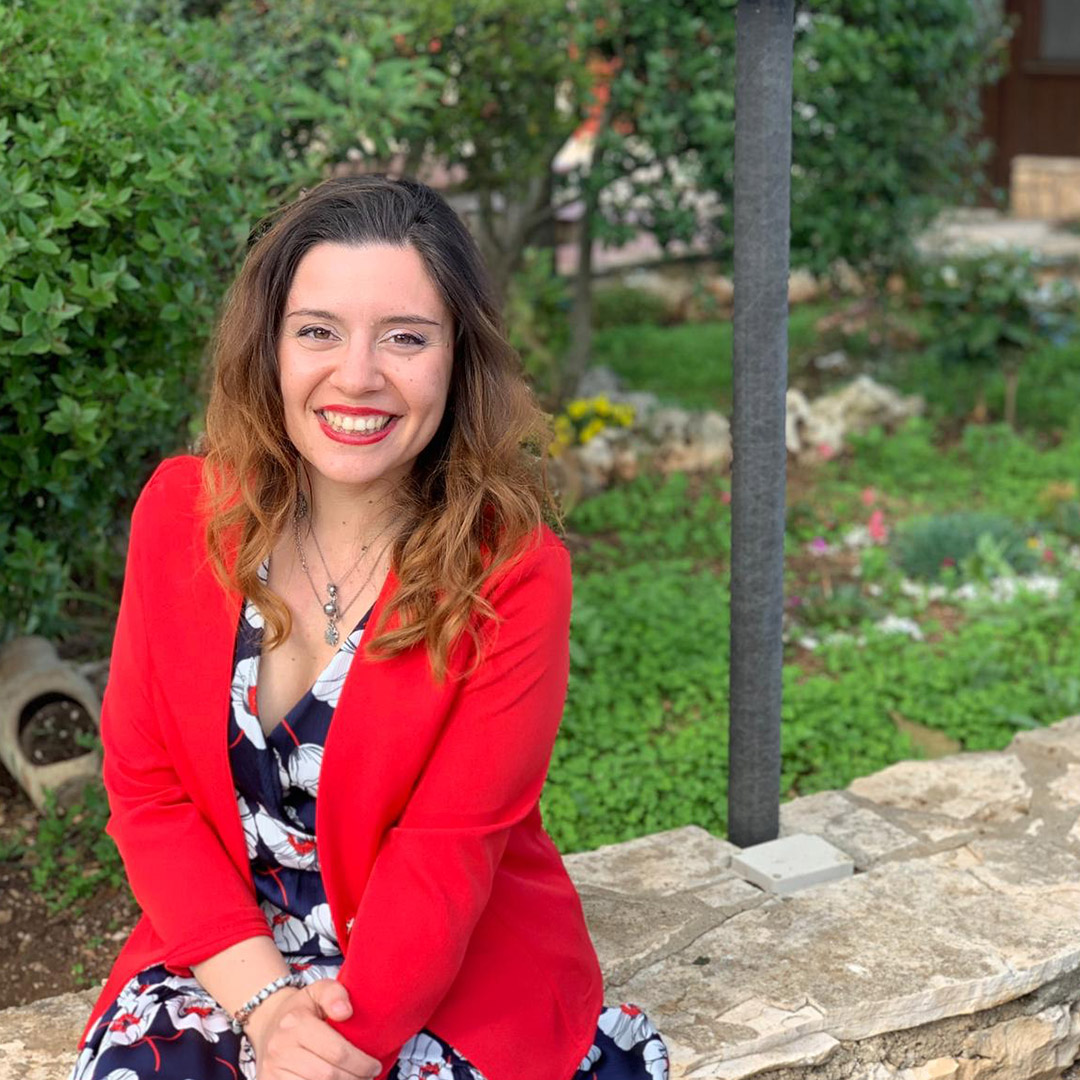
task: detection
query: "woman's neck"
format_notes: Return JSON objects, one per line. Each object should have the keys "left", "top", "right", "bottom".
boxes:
{"left": 299, "top": 473, "right": 405, "bottom": 561}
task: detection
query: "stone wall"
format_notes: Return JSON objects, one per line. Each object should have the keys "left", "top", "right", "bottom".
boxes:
{"left": 6, "top": 716, "right": 1080, "bottom": 1079}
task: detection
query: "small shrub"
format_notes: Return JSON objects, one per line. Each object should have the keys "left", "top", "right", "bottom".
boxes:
{"left": 592, "top": 285, "right": 671, "bottom": 330}
{"left": 891, "top": 511, "right": 1038, "bottom": 582}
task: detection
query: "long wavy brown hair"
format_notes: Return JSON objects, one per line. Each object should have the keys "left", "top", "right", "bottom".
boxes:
{"left": 202, "top": 175, "right": 553, "bottom": 679}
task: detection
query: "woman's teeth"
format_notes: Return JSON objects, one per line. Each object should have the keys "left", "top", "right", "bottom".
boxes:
{"left": 320, "top": 411, "right": 393, "bottom": 434}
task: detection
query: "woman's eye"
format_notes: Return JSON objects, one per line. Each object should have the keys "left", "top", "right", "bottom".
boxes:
{"left": 387, "top": 331, "right": 426, "bottom": 348}
{"left": 298, "top": 326, "right": 334, "bottom": 341}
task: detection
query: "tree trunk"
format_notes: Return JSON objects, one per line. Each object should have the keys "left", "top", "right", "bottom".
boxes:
{"left": 563, "top": 195, "right": 595, "bottom": 403}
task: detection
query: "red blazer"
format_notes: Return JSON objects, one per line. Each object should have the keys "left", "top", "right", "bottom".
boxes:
{"left": 80, "top": 455, "right": 603, "bottom": 1080}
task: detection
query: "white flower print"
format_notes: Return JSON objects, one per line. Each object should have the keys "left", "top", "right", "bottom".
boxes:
{"left": 286, "top": 743, "right": 323, "bottom": 796}
{"left": 68, "top": 1045, "right": 96, "bottom": 1080}
{"left": 238, "top": 1033, "right": 257, "bottom": 1080}
{"left": 273, "top": 745, "right": 291, "bottom": 791}
{"left": 162, "top": 990, "right": 231, "bottom": 1041}
{"left": 101, "top": 1071, "right": 141, "bottom": 1080}
{"left": 253, "top": 803, "right": 319, "bottom": 870}
{"left": 598, "top": 1003, "right": 658, "bottom": 1051}
{"left": 396, "top": 1032, "right": 453, "bottom": 1080}
{"left": 231, "top": 655, "right": 265, "bottom": 749}
{"left": 236, "top": 793, "right": 258, "bottom": 860}
{"left": 263, "top": 901, "right": 312, "bottom": 954}
{"left": 290, "top": 960, "right": 342, "bottom": 983}
{"left": 644, "top": 1033, "right": 670, "bottom": 1080}
{"left": 304, "top": 902, "right": 339, "bottom": 953}
{"left": 97, "top": 980, "right": 162, "bottom": 1047}
{"left": 577, "top": 1043, "right": 602, "bottom": 1072}
{"left": 243, "top": 598, "right": 264, "bottom": 631}
{"left": 310, "top": 629, "right": 361, "bottom": 707}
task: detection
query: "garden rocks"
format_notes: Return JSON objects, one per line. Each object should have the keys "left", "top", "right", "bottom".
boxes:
{"left": 561, "top": 369, "right": 921, "bottom": 496}
{"left": 787, "top": 375, "right": 925, "bottom": 461}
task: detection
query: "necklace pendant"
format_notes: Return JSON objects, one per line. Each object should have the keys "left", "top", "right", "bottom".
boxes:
{"left": 324, "top": 622, "right": 340, "bottom": 647}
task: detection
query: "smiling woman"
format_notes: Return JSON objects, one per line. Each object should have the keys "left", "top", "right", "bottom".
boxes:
{"left": 70, "top": 175, "right": 669, "bottom": 1080}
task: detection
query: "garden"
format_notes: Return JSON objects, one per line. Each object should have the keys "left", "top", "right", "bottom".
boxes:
{"left": 3, "top": 0, "right": 1078, "bottom": 1019}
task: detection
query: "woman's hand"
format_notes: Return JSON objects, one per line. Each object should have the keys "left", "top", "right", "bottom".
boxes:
{"left": 246, "top": 978, "right": 381, "bottom": 1080}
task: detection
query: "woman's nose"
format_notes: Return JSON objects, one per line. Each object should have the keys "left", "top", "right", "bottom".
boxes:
{"left": 330, "top": 340, "right": 386, "bottom": 395}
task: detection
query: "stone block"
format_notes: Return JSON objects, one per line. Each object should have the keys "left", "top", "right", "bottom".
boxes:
{"left": 564, "top": 825, "right": 738, "bottom": 896}
{"left": 959, "top": 1004, "right": 1080, "bottom": 1080}
{"left": 731, "top": 833, "right": 854, "bottom": 895}
{"left": 0, "top": 989, "right": 97, "bottom": 1080}
{"left": 576, "top": 885, "right": 721, "bottom": 988}
{"left": 848, "top": 753, "right": 1031, "bottom": 825}
{"left": 1048, "top": 763, "right": 1080, "bottom": 809}
{"left": 780, "top": 789, "right": 918, "bottom": 869}
{"left": 1011, "top": 715, "right": 1080, "bottom": 762}
{"left": 690, "top": 874, "right": 767, "bottom": 915}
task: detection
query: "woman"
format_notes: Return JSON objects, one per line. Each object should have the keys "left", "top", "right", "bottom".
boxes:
{"left": 71, "top": 176, "right": 669, "bottom": 1080}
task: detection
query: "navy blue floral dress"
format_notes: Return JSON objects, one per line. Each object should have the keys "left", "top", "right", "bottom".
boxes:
{"left": 71, "top": 578, "right": 669, "bottom": 1080}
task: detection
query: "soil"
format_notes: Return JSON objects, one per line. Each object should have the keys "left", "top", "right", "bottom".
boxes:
{"left": 0, "top": 763, "right": 139, "bottom": 1011}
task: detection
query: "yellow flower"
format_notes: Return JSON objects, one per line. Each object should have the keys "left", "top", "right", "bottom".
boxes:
{"left": 580, "top": 418, "right": 606, "bottom": 443}
{"left": 1027, "top": 536, "right": 1041, "bottom": 550}
{"left": 553, "top": 415, "right": 573, "bottom": 436}
{"left": 592, "top": 396, "right": 612, "bottom": 417}
{"left": 567, "top": 400, "right": 589, "bottom": 421}
{"left": 615, "top": 404, "right": 635, "bottom": 426}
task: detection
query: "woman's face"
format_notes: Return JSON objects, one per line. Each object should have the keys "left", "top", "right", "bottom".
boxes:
{"left": 277, "top": 242, "right": 453, "bottom": 498}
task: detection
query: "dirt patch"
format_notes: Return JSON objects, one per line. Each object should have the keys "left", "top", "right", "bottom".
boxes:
{"left": 0, "top": 765, "right": 138, "bottom": 1011}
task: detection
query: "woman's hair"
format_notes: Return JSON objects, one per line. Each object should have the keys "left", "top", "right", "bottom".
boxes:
{"left": 202, "top": 174, "right": 552, "bottom": 679}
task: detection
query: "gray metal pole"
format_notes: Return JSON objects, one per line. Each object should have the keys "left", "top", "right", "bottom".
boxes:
{"left": 728, "top": 0, "right": 793, "bottom": 848}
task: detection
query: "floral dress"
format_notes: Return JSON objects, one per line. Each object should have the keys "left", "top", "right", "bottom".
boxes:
{"left": 71, "top": 581, "right": 669, "bottom": 1080}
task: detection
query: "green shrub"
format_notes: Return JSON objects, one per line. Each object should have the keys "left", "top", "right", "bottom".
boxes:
{"left": 591, "top": 286, "right": 671, "bottom": 330}
{"left": 891, "top": 511, "right": 1037, "bottom": 582}
{"left": 0, "top": 0, "right": 434, "bottom": 638}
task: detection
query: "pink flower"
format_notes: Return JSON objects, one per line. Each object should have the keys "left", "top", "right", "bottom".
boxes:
{"left": 868, "top": 509, "right": 888, "bottom": 544}
{"left": 720, "top": 490, "right": 732, "bottom": 505}
{"left": 860, "top": 487, "right": 877, "bottom": 507}
{"left": 1043, "top": 548, "right": 1056, "bottom": 563}
{"left": 817, "top": 443, "right": 838, "bottom": 461}
{"left": 810, "top": 537, "right": 829, "bottom": 553}
{"left": 942, "top": 557, "right": 956, "bottom": 568}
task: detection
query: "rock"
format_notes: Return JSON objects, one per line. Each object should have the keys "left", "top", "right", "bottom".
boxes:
{"left": 0, "top": 989, "right": 97, "bottom": 1080}
{"left": 1047, "top": 764, "right": 1080, "bottom": 811}
{"left": 563, "top": 825, "right": 738, "bottom": 896}
{"left": 788, "top": 268, "right": 821, "bottom": 305}
{"left": 705, "top": 274, "right": 735, "bottom": 307}
{"left": 574, "top": 430, "right": 619, "bottom": 496}
{"left": 848, "top": 753, "right": 1031, "bottom": 825}
{"left": 959, "top": 1004, "right": 1080, "bottom": 1080}
{"left": 812, "top": 349, "right": 850, "bottom": 372}
{"left": 779, "top": 789, "right": 918, "bottom": 870}
{"left": 648, "top": 407, "right": 693, "bottom": 444}
{"left": 576, "top": 366, "right": 623, "bottom": 399}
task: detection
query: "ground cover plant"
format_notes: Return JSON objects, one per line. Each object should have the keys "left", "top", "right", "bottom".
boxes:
{"left": 542, "top": 414, "right": 1080, "bottom": 852}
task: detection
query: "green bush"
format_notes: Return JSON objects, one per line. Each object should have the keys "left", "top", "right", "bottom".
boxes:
{"left": 890, "top": 511, "right": 1037, "bottom": 583}
{"left": 591, "top": 286, "right": 671, "bottom": 330}
{"left": 0, "top": 0, "right": 434, "bottom": 639}
{"left": 0, "top": 1, "right": 257, "bottom": 636}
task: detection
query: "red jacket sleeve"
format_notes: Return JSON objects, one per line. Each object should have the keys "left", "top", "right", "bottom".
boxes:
{"left": 332, "top": 535, "right": 572, "bottom": 1066}
{"left": 101, "top": 462, "right": 273, "bottom": 966}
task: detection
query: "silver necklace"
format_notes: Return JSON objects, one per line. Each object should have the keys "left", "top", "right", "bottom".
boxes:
{"left": 292, "top": 493, "right": 397, "bottom": 646}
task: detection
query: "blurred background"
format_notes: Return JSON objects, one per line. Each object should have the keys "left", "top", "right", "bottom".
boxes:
{"left": 4, "top": 0, "right": 1080, "bottom": 1007}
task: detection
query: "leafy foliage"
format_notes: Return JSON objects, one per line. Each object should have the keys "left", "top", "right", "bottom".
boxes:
{"left": 0, "top": 0, "right": 434, "bottom": 638}
{"left": 891, "top": 512, "right": 1038, "bottom": 582}
{"left": 542, "top": 416, "right": 1080, "bottom": 852}
{"left": 580, "top": 0, "right": 1006, "bottom": 279}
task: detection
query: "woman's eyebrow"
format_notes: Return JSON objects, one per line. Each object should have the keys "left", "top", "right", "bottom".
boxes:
{"left": 284, "top": 308, "right": 443, "bottom": 328}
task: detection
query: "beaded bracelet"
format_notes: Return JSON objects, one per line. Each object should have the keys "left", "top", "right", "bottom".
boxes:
{"left": 229, "top": 973, "right": 304, "bottom": 1035}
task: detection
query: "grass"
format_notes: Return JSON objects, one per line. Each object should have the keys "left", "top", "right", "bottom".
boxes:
{"left": 541, "top": 410, "right": 1080, "bottom": 853}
